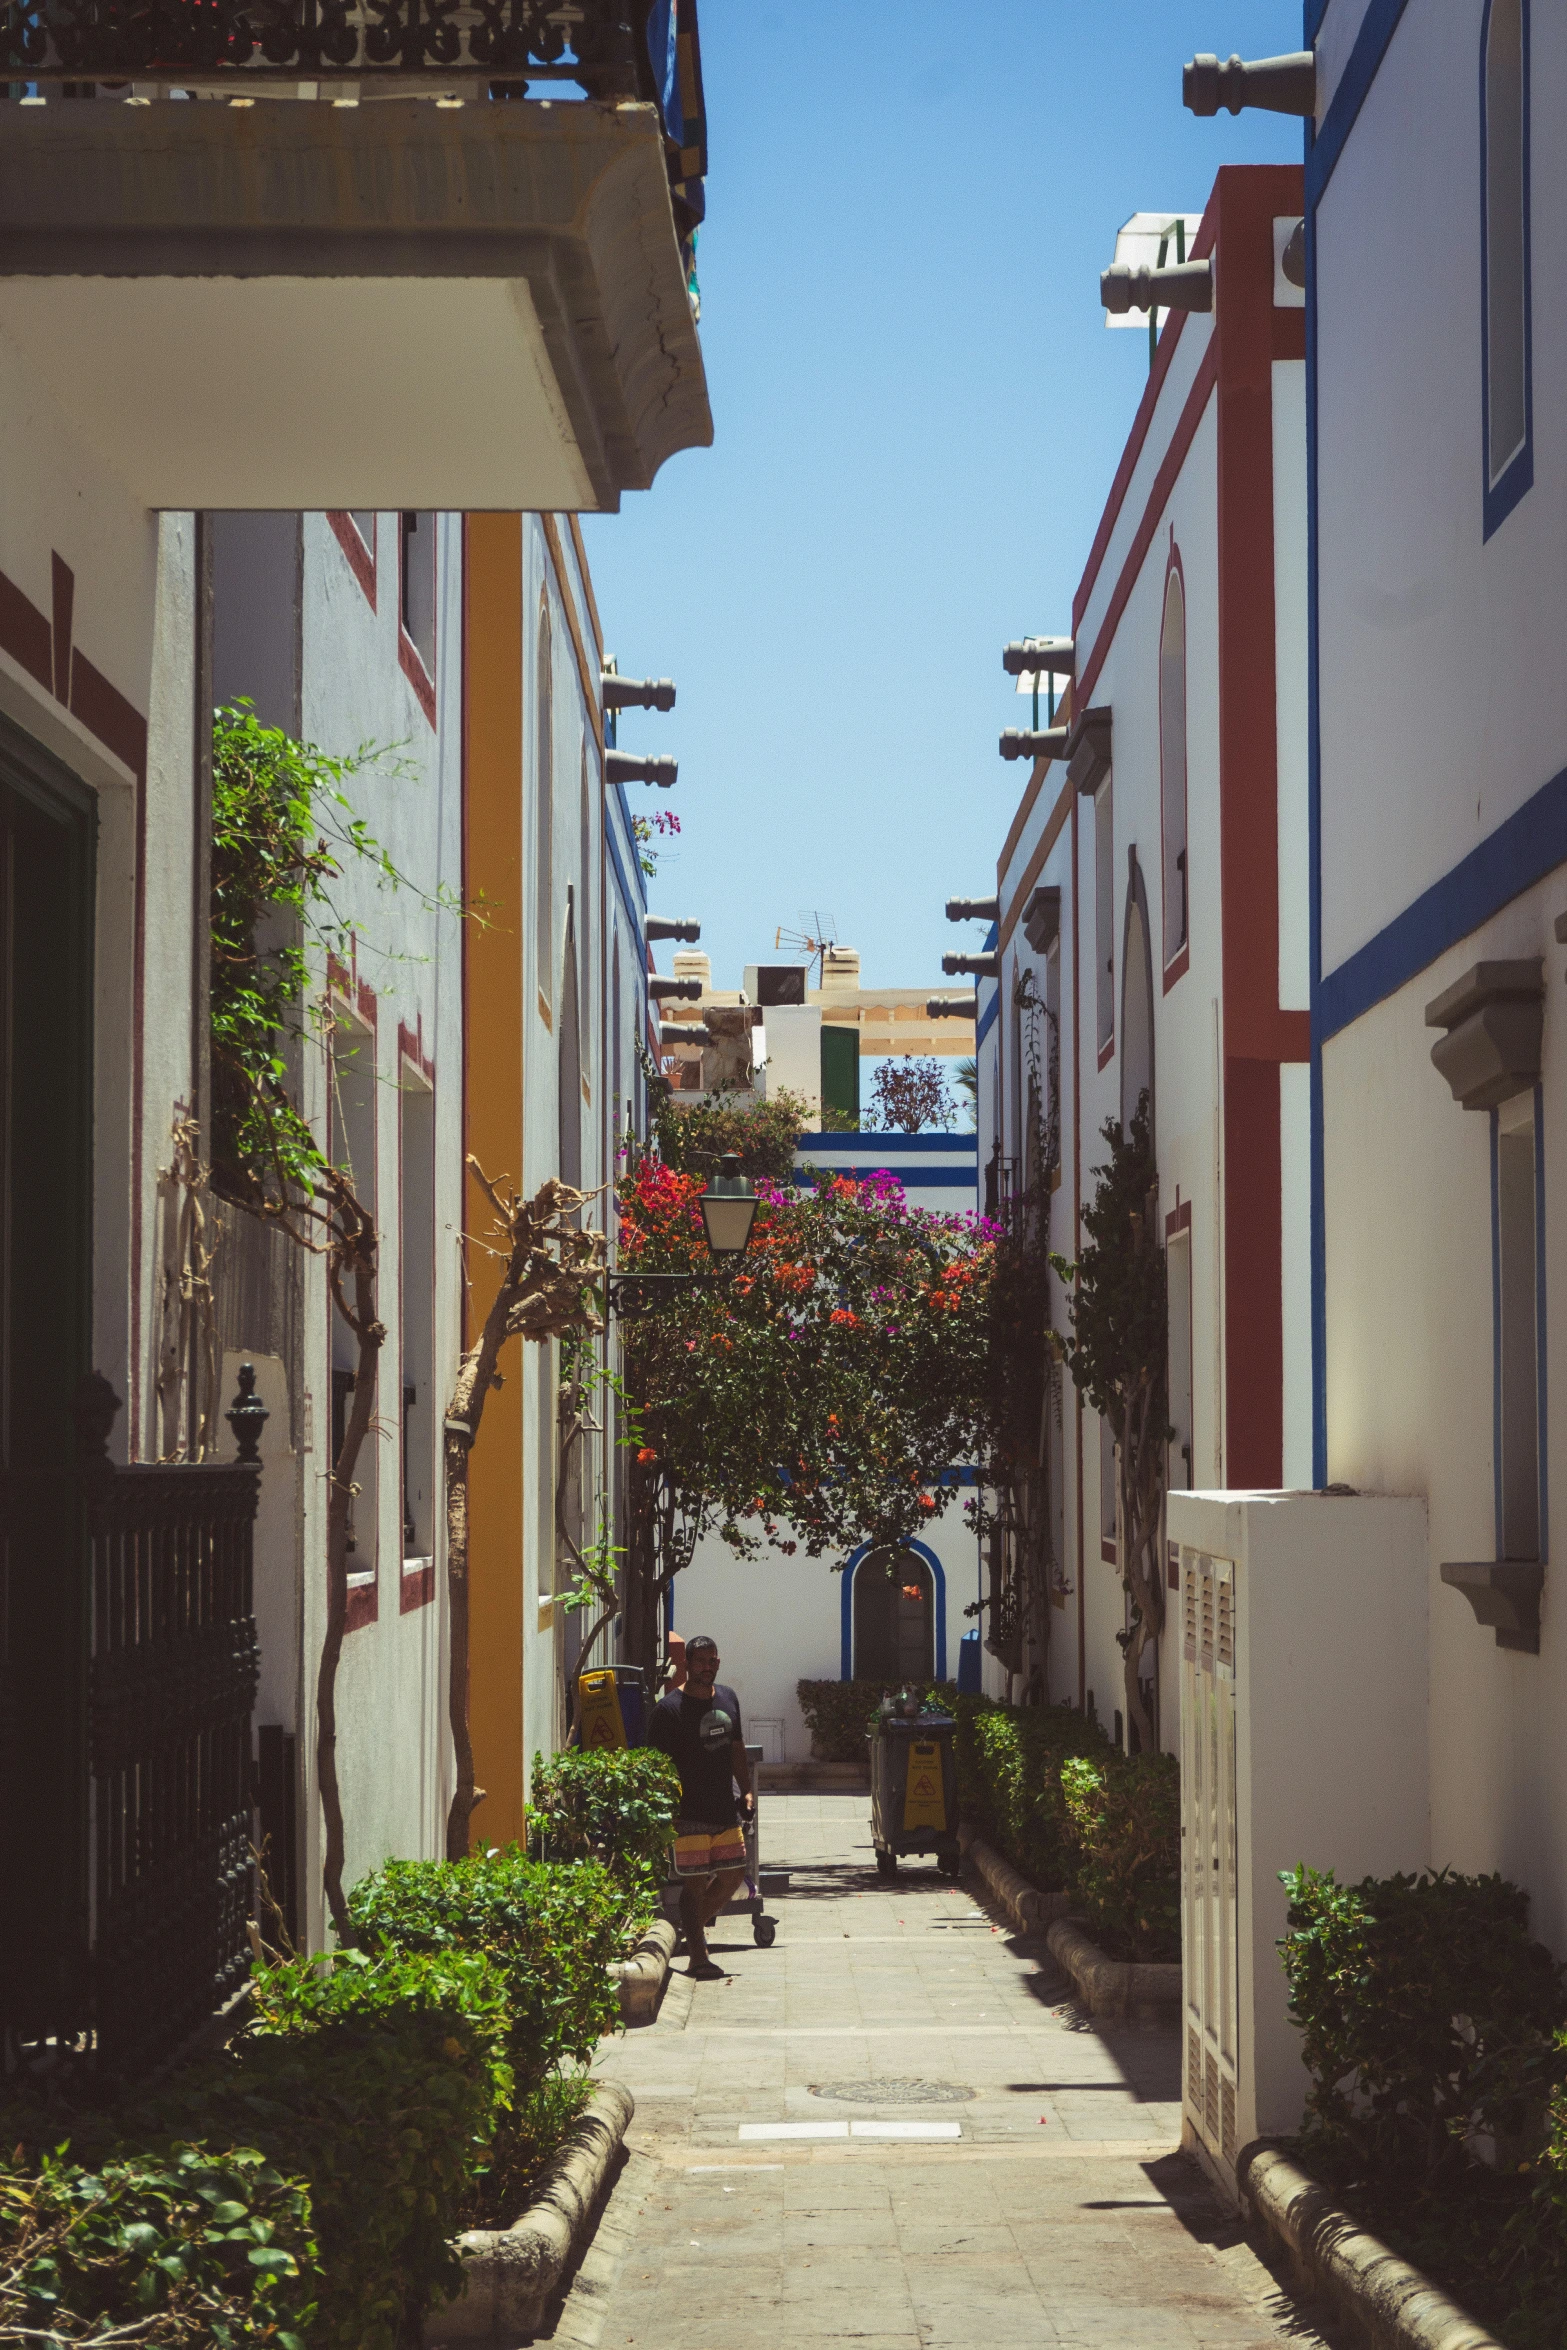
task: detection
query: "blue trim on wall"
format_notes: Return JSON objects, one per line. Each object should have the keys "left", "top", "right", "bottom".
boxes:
{"left": 840, "top": 1539, "right": 948, "bottom": 1682}
{"left": 796, "top": 1132, "right": 977, "bottom": 1156}
{"left": 1317, "top": 761, "right": 1567, "bottom": 1044}
{"left": 1307, "top": 188, "right": 1328, "bottom": 1485}
{"left": 976, "top": 988, "right": 999, "bottom": 1049}
{"left": 1479, "top": 0, "right": 1533, "bottom": 542}
{"left": 605, "top": 810, "right": 645, "bottom": 949}
{"left": 1306, "top": 0, "right": 1414, "bottom": 211}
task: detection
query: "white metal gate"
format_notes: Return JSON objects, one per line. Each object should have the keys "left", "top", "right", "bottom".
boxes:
{"left": 1181, "top": 1547, "right": 1239, "bottom": 2171}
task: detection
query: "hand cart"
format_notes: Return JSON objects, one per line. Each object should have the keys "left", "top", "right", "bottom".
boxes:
{"left": 661, "top": 1744, "right": 787, "bottom": 1947}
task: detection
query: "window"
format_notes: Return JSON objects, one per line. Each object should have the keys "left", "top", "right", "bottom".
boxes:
{"left": 558, "top": 895, "right": 582, "bottom": 1190}
{"left": 1494, "top": 1087, "right": 1543, "bottom": 1561}
{"left": 1045, "top": 938, "right": 1062, "bottom": 1190}
{"left": 399, "top": 512, "right": 437, "bottom": 682}
{"left": 1100, "top": 1417, "right": 1117, "bottom": 1564}
{"left": 1481, "top": 0, "right": 1531, "bottom": 535}
{"left": 612, "top": 927, "right": 623, "bottom": 1132}
{"left": 1095, "top": 779, "right": 1115, "bottom": 1062}
{"left": 398, "top": 1073, "right": 435, "bottom": 1573}
{"left": 1159, "top": 559, "right": 1189, "bottom": 976}
{"left": 330, "top": 1009, "right": 377, "bottom": 1585}
{"left": 536, "top": 604, "right": 553, "bottom": 1013}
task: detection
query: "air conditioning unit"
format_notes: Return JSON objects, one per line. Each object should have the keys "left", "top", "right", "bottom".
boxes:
{"left": 1166, "top": 1489, "right": 1429, "bottom": 2204}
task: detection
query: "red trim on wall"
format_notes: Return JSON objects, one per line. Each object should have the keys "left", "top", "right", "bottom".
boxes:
{"left": 397, "top": 1016, "right": 435, "bottom": 1085}
{"left": 1272, "top": 309, "right": 1306, "bottom": 363}
{"left": 327, "top": 511, "right": 377, "bottom": 610}
{"left": 51, "top": 553, "right": 74, "bottom": 703}
{"left": 345, "top": 1576, "right": 379, "bottom": 1634}
{"left": 1212, "top": 163, "right": 1305, "bottom": 1488}
{"left": 0, "top": 568, "right": 52, "bottom": 690}
{"left": 1165, "top": 1197, "right": 1194, "bottom": 1240}
{"left": 400, "top": 1559, "right": 436, "bottom": 1612}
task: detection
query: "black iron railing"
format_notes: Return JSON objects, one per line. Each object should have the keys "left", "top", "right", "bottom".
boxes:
{"left": 80, "top": 1370, "right": 262, "bottom": 2080}
{"left": 3, "top": 0, "right": 652, "bottom": 92}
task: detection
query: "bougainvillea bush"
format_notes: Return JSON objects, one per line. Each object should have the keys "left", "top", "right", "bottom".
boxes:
{"left": 619, "top": 1161, "right": 994, "bottom": 1617}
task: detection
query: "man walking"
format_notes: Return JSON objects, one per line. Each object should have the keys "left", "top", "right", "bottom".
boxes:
{"left": 647, "top": 1634, "right": 753, "bottom": 1979}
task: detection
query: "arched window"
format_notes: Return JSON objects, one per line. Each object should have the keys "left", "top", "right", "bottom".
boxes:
{"left": 853, "top": 1548, "right": 935, "bottom": 1684}
{"left": 558, "top": 896, "right": 582, "bottom": 1191}
{"left": 535, "top": 601, "right": 554, "bottom": 1007}
{"left": 578, "top": 751, "right": 592, "bottom": 1084}
{"left": 1159, "top": 559, "right": 1188, "bottom": 974}
{"left": 1482, "top": 0, "right": 1531, "bottom": 533}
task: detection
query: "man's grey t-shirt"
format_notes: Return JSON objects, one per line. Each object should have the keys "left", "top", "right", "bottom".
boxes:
{"left": 648, "top": 1683, "right": 744, "bottom": 1824}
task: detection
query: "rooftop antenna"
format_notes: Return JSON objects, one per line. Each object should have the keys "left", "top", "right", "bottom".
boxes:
{"left": 773, "top": 911, "right": 839, "bottom": 986}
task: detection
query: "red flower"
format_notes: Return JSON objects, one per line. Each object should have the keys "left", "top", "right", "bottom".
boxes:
{"left": 637, "top": 1446, "right": 657, "bottom": 1464}
{"left": 918, "top": 1494, "right": 937, "bottom": 1513}
{"left": 830, "top": 1308, "right": 859, "bottom": 1327}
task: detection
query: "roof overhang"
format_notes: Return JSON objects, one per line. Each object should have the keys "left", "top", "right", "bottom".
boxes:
{"left": 0, "top": 97, "right": 711, "bottom": 510}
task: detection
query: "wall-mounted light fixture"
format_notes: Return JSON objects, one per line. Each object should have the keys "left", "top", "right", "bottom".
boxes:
{"left": 946, "top": 897, "right": 1000, "bottom": 923}
{"left": 942, "top": 953, "right": 1000, "bottom": 980}
{"left": 1101, "top": 259, "right": 1212, "bottom": 317}
{"left": 645, "top": 916, "right": 700, "bottom": 943}
{"left": 604, "top": 1152, "right": 758, "bottom": 1317}
{"left": 607, "top": 750, "right": 678, "bottom": 789}
{"left": 603, "top": 673, "right": 677, "bottom": 712}
{"left": 1182, "top": 50, "right": 1316, "bottom": 118}
{"left": 1002, "top": 638, "right": 1074, "bottom": 678}
{"left": 650, "top": 976, "right": 703, "bottom": 1003}
{"left": 1000, "top": 726, "right": 1070, "bottom": 763}
{"left": 927, "top": 994, "right": 978, "bottom": 1020}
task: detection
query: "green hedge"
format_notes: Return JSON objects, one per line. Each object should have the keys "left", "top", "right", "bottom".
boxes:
{"left": 528, "top": 1745, "right": 681, "bottom": 1886}
{"left": 2, "top": 1942, "right": 514, "bottom": 2350}
{"left": 0, "top": 2139, "right": 317, "bottom": 2347}
{"left": 348, "top": 1846, "right": 632, "bottom": 2095}
{"left": 796, "top": 1679, "right": 959, "bottom": 1763}
{"left": 1279, "top": 1865, "right": 1567, "bottom": 2349}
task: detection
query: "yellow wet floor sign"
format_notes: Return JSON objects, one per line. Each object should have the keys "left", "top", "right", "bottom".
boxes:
{"left": 902, "top": 1739, "right": 947, "bottom": 1831}
{"left": 577, "top": 1670, "right": 627, "bottom": 1751}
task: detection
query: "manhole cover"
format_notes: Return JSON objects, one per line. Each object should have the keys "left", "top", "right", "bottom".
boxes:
{"left": 808, "top": 2078, "right": 975, "bottom": 2106}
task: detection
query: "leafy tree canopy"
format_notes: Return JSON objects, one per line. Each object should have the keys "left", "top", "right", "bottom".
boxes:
{"left": 619, "top": 1161, "right": 992, "bottom": 1561}
{"left": 865, "top": 1057, "right": 957, "bottom": 1134}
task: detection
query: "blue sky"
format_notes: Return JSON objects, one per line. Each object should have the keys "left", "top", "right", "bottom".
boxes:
{"left": 584, "top": 0, "right": 1303, "bottom": 999}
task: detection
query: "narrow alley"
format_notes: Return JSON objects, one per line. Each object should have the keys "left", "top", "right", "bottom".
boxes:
{"left": 571, "top": 1800, "right": 1331, "bottom": 2350}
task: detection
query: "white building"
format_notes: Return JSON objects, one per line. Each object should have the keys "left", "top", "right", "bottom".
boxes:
{"left": 972, "top": 160, "right": 1309, "bottom": 1746}
{"left": 0, "top": 17, "right": 710, "bottom": 2068}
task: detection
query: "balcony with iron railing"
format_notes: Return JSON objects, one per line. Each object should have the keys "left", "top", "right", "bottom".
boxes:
{"left": 0, "top": 0, "right": 711, "bottom": 509}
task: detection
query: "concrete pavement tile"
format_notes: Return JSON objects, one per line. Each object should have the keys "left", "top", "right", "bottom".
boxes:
{"left": 783, "top": 2206, "right": 902, "bottom": 2249}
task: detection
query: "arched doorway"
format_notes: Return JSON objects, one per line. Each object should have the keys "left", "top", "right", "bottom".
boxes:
{"left": 853, "top": 1547, "right": 935, "bottom": 1683}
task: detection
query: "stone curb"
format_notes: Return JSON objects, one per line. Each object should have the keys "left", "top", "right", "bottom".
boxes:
{"left": 1239, "top": 2142, "right": 1503, "bottom": 2350}
{"left": 608, "top": 1916, "right": 676, "bottom": 2027}
{"left": 1045, "top": 1915, "right": 1182, "bottom": 2021}
{"left": 424, "top": 2080, "right": 635, "bottom": 2345}
{"left": 962, "top": 1832, "right": 1181, "bottom": 2018}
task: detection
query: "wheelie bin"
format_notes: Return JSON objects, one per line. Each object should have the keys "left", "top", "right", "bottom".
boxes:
{"left": 869, "top": 1688, "right": 961, "bottom": 1878}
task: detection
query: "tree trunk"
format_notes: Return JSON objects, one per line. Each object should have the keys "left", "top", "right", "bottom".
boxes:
{"left": 442, "top": 1313, "right": 507, "bottom": 1858}
{"left": 1119, "top": 1376, "right": 1165, "bottom": 1755}
{"left": 319, "top": 1232, "right": 382, "bottom": 1941}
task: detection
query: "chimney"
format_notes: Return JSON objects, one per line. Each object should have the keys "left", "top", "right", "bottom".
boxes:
{"left": 672, "top": 949, "right": 711, "bottom": 994}
{"left": 820, "top": 947, "right": 860, "bottom": 995}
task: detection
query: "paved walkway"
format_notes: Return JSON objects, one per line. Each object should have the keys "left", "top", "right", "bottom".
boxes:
{"left": 566, "top": 1796, "right": 1333, "bottom": 2350}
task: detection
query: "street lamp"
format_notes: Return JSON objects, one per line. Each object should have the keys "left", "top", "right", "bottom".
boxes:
{"left": 606, "top": 1152, "right": 758, "bottom": 1315}
{"left": 700, "top": 1152, "right": 760, "bottom": 1261}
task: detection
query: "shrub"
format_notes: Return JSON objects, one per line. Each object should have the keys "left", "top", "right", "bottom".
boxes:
{"left": 950, "top": 1696, "right": 1109, "bottom": 1895}
{"left": 1060, "top": 1749, "right": 1180, "bottom": 1962}
{"left": 163, "top": 1945, "right": 513, "bottom": 2350}
{"left": 797, "top": 1678, "right": 960, "bottom": 1764}
{"left": 654, "top": 1087, "right": 810, "bottom": 1181}
{"left": 347, "top": 1848, "right": 631, "bottom": 2095}
{"left": 1280, "top": 1865, "right": 1564, "bottom": 2182}
{"left": 0, "top": 2139, "right": 317, "bottom": 2348}
{"left": 528, "top": 1745, "right": 681, "bottom": 1885}
{"left": 1499, "top": 2027, "right": 1567, "bottom": 2345}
